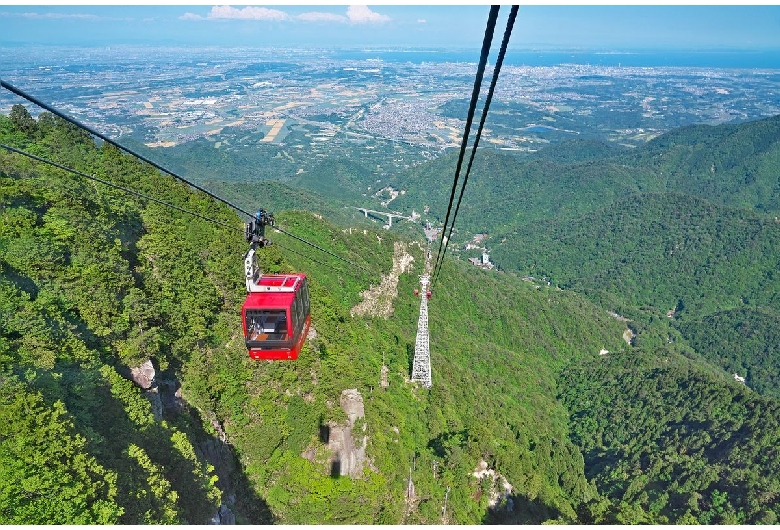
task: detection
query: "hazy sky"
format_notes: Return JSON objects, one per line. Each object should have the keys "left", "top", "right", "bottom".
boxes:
{"left": 0, "top": 4, "right": 779, "bottom": 50}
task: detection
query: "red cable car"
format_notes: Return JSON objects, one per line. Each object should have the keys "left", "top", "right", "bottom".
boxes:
{"left": 242, "top": 210, "right": 311, "bottom": 361}
{"left": 242, "top": 273, "right": 311, "bottom": 360}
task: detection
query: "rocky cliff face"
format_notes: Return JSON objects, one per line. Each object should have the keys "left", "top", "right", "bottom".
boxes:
{"left": 301, "top": 388, "right": 376, "bottom": 479}
{"left": 327, "top": 389, "right": 370, "bottom": 478}
{"left": 125, "top": 359, "right": 236, "bottom": 524}
{"left": 126, "top": 359, "right": 163, "bottom": 420}
{"left": 126, "top": 359, "right": 187, "bottom": 421}
{"left": 473, "top": 459, "right": 515, "bottom": 510}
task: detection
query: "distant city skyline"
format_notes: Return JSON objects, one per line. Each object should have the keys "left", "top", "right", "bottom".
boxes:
{"left": 1, "top": 5, "right": 779, "bottom": 51}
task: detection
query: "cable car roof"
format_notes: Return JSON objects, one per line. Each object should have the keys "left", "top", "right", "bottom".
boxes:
{"left": 243, "top": 290, "right": 295, "bottom": 308}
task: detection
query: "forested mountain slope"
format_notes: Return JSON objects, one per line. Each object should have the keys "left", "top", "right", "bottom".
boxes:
{"left": 561, "top": 350, "right": 780, "bottom": 525}
{"left": 0, "top": 107, "right": 625, "bottom": 523}
{"left": 4, "top": 108, "right": 780, "bottom": 525}
{"left": 482, "top": 118, "right": 780, "bottom": 404}
{"left": 491, "top": 192, "right": 780, "bottom": 317}
{"left": 385, "top": 112, "right": 780, "bottom": 407}
{"left": 389, "top": 148, "right": 653, "bottom": 236}
{"left": 631, "top": 114, "right": 780, "bottom": 212}
{"left": 1, "top": 110, "right": 238, "bottom": 523}
{"left": 388, "top": 114, "right": 780, "bottom": 238}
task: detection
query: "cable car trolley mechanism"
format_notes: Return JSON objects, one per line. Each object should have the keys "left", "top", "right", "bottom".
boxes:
{"left": 242, "top": 209, "right": 311, "bottom": 360}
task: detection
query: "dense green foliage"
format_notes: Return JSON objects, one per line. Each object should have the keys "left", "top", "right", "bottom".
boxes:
{"left": 491, "top": 193, "right": 780, "bottom": 317}
{"left": 634, "top": 115, "right": 780, "bottom": 213}
{"left": 561, "top": 350, "right": 780, "bottom": 524}
{"left": 678, "top": 308, "right": 780, "bottom": 400}
{"left": 4, "top": 104, "right": 780, "bottom": 525}
{"left": 0, "top": 376, "right": 123, "bottom": 524}
{"left": 1, "top": 107, "right": 630, "bottom": 523}
{"left": 1, "top": 108, "right": 231, "bottom": 523}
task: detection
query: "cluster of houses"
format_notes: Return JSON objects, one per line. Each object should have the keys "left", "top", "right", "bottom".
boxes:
{"left": 465, "top": 233, "right": 495, "bottom": 270}
{"left": 467, "top": 252, "right": 495, "bottom": 270}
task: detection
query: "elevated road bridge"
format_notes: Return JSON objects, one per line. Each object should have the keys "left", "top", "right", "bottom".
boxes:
{"left": 354, "top": 207, "right": 412, "bottom": 227}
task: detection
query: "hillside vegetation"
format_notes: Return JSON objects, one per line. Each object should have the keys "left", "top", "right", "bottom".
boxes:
{"left": 385, "top": 113, "right": 780, "bottom": 406}
{"left": 561, "top": 350, "right": 780, "bottom": 525}
{"left": 491, "top": 192, "right": 780, "bottom": 317}
{"left": 0, "top": 107, "right": 624, "bottom": 523}
{"left": 388, "top": 114, "right": 780, "bottom": 236}
{"left": 3, "top": 106, "right": 780, "bottom": 524}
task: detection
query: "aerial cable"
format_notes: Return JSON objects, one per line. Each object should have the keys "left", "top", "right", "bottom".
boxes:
{"left": 433, "top": 6, "right": 518, "bottom": 287}
{"left": 0, "top": 78, "right": 255, "bottom": 218}
{"left": 272, "top": 225, "right": 371, "bottom": 274}
{"left": 432, "top": 6, "right": 500, "bottom": 280}
{"left": 0, "top": 143, "right": 242, "bottom": 233}
{"left": 2, "top": 143, "right": 371, "bottom": 278}
{"left": 1, "top": 79, "right": 372, "bottom": 276}
{"left": 273, "top": 241, "right": 359, "bottom": 278}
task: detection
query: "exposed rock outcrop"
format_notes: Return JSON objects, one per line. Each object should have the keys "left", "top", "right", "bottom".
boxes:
{"left": 129, "top": 359, "right": 156, "bottom": 389}
{"left": 125, "top": 359, "right": 187, "bottom": 421}
{"left": 159, "top": 380, "right": 186, "bottom": 415}
{"left": 126, "top": 359, "right": 163, "bottom": 420}
{"left": 210, "top": 503, "right": 236, "bottom": 525}
{"left": 301, "top": 389, "right": 377, "bottom": 478}
{"left": 327, "top": 389, "right": 370, "bottom": 478}
{"left": 473, "top": 460, "right": 514, "bottom": 510}
{"left": 146, "top": 388, "right": 164, "bottom": 421}
{"left": 351, "top": 241, "right": 414, "bottom": 318}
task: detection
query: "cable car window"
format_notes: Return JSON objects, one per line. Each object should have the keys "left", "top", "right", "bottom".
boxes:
{"left": 290, "top": 297, "right": 299, "bottom": 331}
{"left": 301, "top": 280, "right": 310, "bottom": 315}
{"left": 245, "top": 309, "right": 288, "bottom": 340}
{"left": 297, "top": 295, "right": 305, "bottom": 330}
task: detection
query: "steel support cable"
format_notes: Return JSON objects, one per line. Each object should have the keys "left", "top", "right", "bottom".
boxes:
{"left": 2, "top": 79, "right": 372, "bottom": 277}
{"left": 433, "top": 6, "right": 518, "bottom": 287}
{"left": 272, "top": 241, "right": 357, "bottom": 278}
{"left": 0, "top": 78, "right": 255, "bottom": 218}
{"left": 432, "top": 6, "right": 500, "bottom": 280}
{"left": 272, "top": 225, "right": 371, "bottom": 273}
{"left": 0, "top": 143, "right": 243, "bottom": 233}
{"left": 2, "top": 143, "right": 369, "bottom": 279}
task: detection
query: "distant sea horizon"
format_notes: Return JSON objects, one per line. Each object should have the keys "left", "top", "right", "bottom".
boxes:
{"left": 2, "top": 44, "right": 779, "bottom": 70}
{"left": 334, "top": 48, "right": 780, "bottom": 69}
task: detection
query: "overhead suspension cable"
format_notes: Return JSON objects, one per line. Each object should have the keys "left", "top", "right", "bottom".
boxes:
{"left": 272, "top": 225, "right": 370, "bottom": 273}
{"left": 2, "top": 142, "right": 371, "bottom": 275}
{"left": 433, "top": 6, "right": 518, "bottom": 287}
{"left": 0, "top": 78, "right": 255, "bottom": 218}
{"left": 432, "top": 5, "right": 500, "bottom": 281}
{"left": 1, "top": 80, "right": 373, "bottom": 276}
{"left": 273, "top": 241, "right": 358, "bottom": 278}
{"left": 0, "top": 143, "right": 242, "bottom": 233}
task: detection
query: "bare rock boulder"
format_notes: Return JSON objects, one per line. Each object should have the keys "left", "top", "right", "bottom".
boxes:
{"left": 129, "top": 359, "right": 156, "bottom": 390}
{"left": 326, "top": 389, "right": 372, "bottom": 479}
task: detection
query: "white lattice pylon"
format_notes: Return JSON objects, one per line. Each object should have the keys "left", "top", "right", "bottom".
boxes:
{"left": 411, "top": 274, "right": 432, "bottom": 388}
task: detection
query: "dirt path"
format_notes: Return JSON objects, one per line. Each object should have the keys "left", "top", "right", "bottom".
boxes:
{"left": 351, "top": 241, "right": 414, "bottom": 318}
